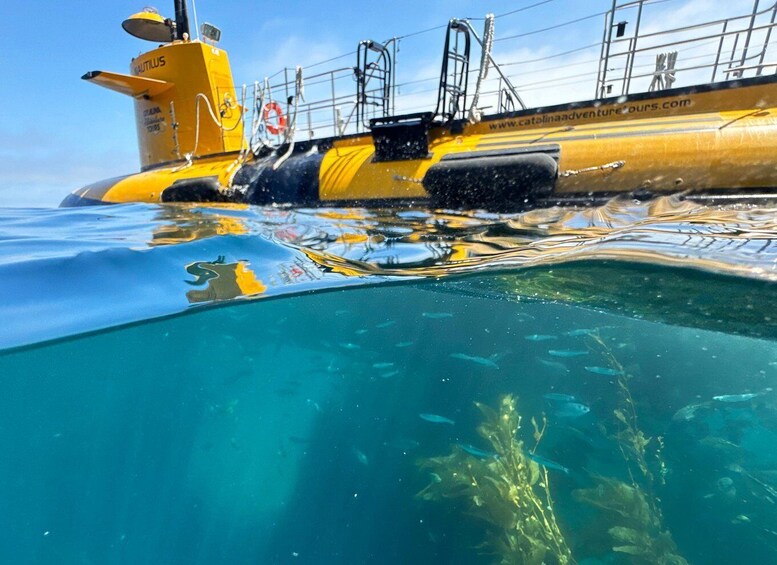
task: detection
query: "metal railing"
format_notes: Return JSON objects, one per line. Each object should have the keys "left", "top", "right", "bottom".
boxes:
{"left": 232, "top": 1, "right": 777, "bottom": 150}
{"left": 596, "top": 0, "right": 777, "bottom": 97}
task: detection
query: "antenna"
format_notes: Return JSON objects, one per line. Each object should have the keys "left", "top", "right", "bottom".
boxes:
{"left": 191, "top": 0, "right": 200, "bottom": 40}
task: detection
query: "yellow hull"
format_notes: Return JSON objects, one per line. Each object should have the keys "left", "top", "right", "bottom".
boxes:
{"left": 64, "top": 75, "right": 777, "bottom": 209}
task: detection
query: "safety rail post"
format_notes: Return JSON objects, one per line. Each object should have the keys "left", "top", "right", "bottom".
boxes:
{"left": 391, "top": 37, "right": 398, "bottom": 116}
{"left": 739, "top": 0, "right": 762, "bottom": 72}
{"left": 597, "top": 0, "right": 619, "bottom": 98}
{"left": 728, "top": 33, "right": 742, "bottom": 77}
{"left": 622, "top": 0, "right": 644, "bottom": 95}
{"left": 330, "top": 73, "right": 337, "bottom": 137}
{"left": 756, "top": 3, "right": 777, "bottom": 74}
{"left": 712, "top": 20, "right": 730, "bottom": 82}
{"left": 283, "top": 68, "right": 290, "bottom": 109}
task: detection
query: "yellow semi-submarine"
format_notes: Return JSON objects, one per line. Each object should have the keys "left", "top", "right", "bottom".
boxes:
{"left": 63, "top": 0, "right": 777, "bottom": 211}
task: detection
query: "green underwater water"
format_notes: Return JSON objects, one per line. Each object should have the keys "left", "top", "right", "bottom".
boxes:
{"left": 2, "top": 271, "right": 777, "bottom": 565}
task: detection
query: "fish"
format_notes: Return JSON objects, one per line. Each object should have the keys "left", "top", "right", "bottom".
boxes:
{"left": 458, "top": 444, "right": 499, "bottom": 459}
{"left": 564, "top": 329, "right": 595, "bottom": 337}
{"left": 525, "top": 334, "right": 557, "bottom": 341}
{"left": 450, "top": 353, "right": 500, "bottom": 369}
{"left": 339, "top": 342, "right": 361, "bottom": 350}
{"left": 526, "top": 453, "right": 571, "bottom": 475}
{"left": 395, "top": 341, "right": 415, "bottom": 348}
{"left": 713, "top": 393, "right": 761, "bottom": 403}
{"left": 672, "top": 403, "right": 707, "bottom": 421}
{"left": 355, "top": 329, "right": 369, "bottom": 335}
{"left": 553, "top": 402, "right": 591, "bottom": 419}
{"left": 379, "top": 370, "right": 400, "bottom": 379}
{"left": 537, "top": 358, "right": 570, "bottom": 374}
{"left": 548, "top": 349, "right": 589, "bottom": 358}
{"left": 372, "top": 362, "right": 395, "bottom": 370}
{"left": 543, "top": 393, "right": 578, "bottom": 403}
{"left": 419, "top": 413, "right": 455, "bottom": 425}
{"left": 422, "top": 312, "right": 454, "bottom": 319}
{"left": 375, "top": 321, "right": 396, "bottom": 329}
{"left": 352, "top": 448, "right": 369, "bottom": 466}
{"left": 584, "top": 366, "right": 624, "bottom": 376}
{"left": 702, "top": 437, "right": 743, "bottom": 456}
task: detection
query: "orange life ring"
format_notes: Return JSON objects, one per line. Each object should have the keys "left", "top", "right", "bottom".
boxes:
{"left": 263, "top": 101, "right": 287, "bottom": 135}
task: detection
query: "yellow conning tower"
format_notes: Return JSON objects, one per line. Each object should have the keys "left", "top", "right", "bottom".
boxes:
{"left": 82, "top": 4, "right": 244, "bottom": 170}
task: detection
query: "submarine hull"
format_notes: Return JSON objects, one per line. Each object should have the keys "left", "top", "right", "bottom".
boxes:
{"left": 63, "top": 75, "right": 777, "bottom": 211}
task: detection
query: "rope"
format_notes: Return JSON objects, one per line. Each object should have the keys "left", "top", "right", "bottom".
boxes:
{"left": 495, "top": 11, "right": 608, "bottom": 42}
{"left": 183, "top": 91, "right": 245, "bottom": 166}
{"left": 273, "top": 66, "right": 304, "bottom": 170}
{"left": 560, "top": 160, "right": 625, "bottom": 177}
{"left": 468, "top": 14, "right": 495, "bottom": 124}
{"left": 495, "top": 0, "right": 556, "bottom": 19}
{"left": 247, "top": 81, "right": 271, "bottom": 154}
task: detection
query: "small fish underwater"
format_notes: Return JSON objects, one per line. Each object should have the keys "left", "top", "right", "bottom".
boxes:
{"left": 526, "top": 452, "right": 571, "bottom": 475}
{"left": 548, "top": 349, "right": 589, "bottom": 358}
{"left": 552, "top": 402, "right": 591, "bottom": 419}
{"left": 449, "top": 353, "right": 500, "bottom": 369}
{"left": 584, "top": 366, "right": 624, "bottom": 376}
{"left": 544, "top": 393, "right": 578, "bottom": 403}
{"left": 458, "top": 443, "right": 499, "bottom": 459}
{"left": 419, "top": 413, "right": 456, "bottom": 425}
{"left": 525, "top": 334, "right": 557, "bottom": 341}
{"left": 2, "top": 195, "right": 777, "bottom": 565}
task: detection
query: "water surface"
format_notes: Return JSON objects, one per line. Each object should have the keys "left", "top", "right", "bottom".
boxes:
{"left": 1, "top": 197, "right": 776, "bottom": 564}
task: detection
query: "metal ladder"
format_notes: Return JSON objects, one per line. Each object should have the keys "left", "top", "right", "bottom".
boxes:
{"left": 355, "top": 40, "right": 393, "bottom": 129}
{"left": 435, "top": 20, "right": 471, "bottom": 121}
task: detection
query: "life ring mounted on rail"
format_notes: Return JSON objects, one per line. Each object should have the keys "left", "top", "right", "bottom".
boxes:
{"left": 263, "top": 101, "right": 287, "bottom": 136}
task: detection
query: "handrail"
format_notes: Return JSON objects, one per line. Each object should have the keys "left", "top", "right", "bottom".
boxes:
{"left": 240, "top": 2, "right": 775, "bottom": 148}
{"left": 597, "top": 0, "right": 777, "bottom": 96}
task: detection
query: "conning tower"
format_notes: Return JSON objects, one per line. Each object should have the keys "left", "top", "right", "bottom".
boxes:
{"left": 82, "top": 1, "right": 244, "bottom": 170}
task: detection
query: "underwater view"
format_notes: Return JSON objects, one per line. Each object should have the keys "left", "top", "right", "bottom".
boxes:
{"left": 2, "top": 197, "right": 777, "bottom": 564}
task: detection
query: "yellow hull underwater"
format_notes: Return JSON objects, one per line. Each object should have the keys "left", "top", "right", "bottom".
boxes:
{"left": 65, "top": 75, "right": 777, "bottom": 210}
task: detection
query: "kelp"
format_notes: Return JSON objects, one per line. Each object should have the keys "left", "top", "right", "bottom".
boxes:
{"left": 572, "top": 334, "right": 688, "bottom": 565}
{"left": 417, "top": 395, "right": 572, "bottom": 565}
{"left": 573, "top": 476, "right": 686, "bottom": 564}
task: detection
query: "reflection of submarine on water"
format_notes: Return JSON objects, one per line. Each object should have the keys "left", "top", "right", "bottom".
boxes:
{"left": 63, "top": 1, "right": 777, "bottom": 210}
{"left": 184, "top": 254, "right": 334, "bottom": 303}
{"left": 185, "top": 258, "right": 266, "bottom": 303}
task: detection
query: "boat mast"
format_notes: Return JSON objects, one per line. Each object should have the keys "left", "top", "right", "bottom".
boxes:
{"left": 174, "top": 0, "right": 190, "bottom": 40}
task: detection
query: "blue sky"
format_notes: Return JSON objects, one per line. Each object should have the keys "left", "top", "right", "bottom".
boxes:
{"left": 0, "top": 0, "right": 757, "bottom": 207}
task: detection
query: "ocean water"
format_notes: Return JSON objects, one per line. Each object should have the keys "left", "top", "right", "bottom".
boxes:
{"left": 2, "top": 197, "right": 777, "bottom": 564}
